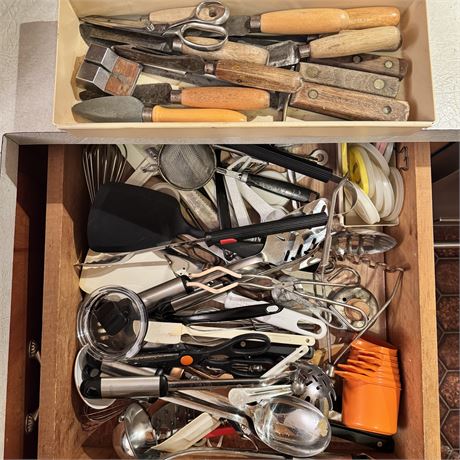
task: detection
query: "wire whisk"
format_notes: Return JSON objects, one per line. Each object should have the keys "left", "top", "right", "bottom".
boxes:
{"left": 82, "top": 144, "right": 128, "bottom": 202}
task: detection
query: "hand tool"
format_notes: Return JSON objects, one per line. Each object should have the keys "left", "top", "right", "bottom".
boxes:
{"left": 150, "top": 6, "right": 400, "bottom": 36}
{"left": 123, "top": 333, "right": 274, "bottom": 377}
{"left": 81, "top": 374, "right": 270, "bottom": 399}
{"left": 264, "top": 27, "right": 402, "bottom": 67}
{"left": 82, "top": 144, "right": 127, "bottom": 203}
{"left": 79, "top": 23, "right": 269, "bottom": 64}
{"left": 87, "top": 183, "right": 329, "bottom": 252}
{"left": 310, "top": 53, "right": 409, "bottom": 80}
{"left": 79, "top": 83, "right": 271, "bottom": 110}
{"left": 82, "top": 1, "right": 230, "bottom": 51}
{"left": 162, "top": 392, "right": 331, "bottom": 457}
{"left": 216, "top": 167, "right": 319, "bottom": 203}
{"left": 290, "top": 80, "right": 409, "bottom": 121}
{"left": 298, "top": 63, "right": 400, "bottom": 98}
{"left": 76, "top": 44, "right": 142, "bottom": 96}
{"left": 114, "top": 26, "right": 402, "bottom": 92}
{"left": 72, "top": 96, "right": 248, "bottom": 123}
{"left": 218, "top": 144, "right": 342, "bottom": 184}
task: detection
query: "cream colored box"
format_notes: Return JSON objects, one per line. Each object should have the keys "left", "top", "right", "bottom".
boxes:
{"left": 54, "top": 0, "right": 435, "bottom": 139}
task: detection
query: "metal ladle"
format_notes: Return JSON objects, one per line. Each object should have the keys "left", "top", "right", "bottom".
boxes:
{"left": 161, "top": 391, "right": 331, "bottom": 457}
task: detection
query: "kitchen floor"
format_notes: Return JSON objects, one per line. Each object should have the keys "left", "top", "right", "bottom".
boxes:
{"left": 435, "top": 224, "right": 460, "bottom": 459}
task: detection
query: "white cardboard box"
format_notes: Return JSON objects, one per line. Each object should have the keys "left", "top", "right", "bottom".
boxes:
{"left": 54, "top": 0, "right": 435, "bottom": 139}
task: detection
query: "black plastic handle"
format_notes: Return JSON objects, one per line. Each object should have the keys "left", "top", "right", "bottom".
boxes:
{"left": 173, "top": 304, "right": 282, "bottom": 324}
{"left": 205, "top": 212, "right": 328, "bottom": 245}
{"left": 245, "top": 172, "right": 319, "bottom": 202}
{"left": 330, "top": 421, "right": 394, "bottom": 452}
{"left": 225, "top": 144, "right": 339, "bottom": 183}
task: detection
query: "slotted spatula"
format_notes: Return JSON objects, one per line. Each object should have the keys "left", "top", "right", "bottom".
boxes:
{"left": 88, "top": 183, "right": 328, "bottom": 252}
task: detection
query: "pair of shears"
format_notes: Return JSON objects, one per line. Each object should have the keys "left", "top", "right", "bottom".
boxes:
{"left": 124, "top": 333, "right": 273, "bottom": 377}
{"left": 81, "top": 1, "right": 230, "bottom": 51}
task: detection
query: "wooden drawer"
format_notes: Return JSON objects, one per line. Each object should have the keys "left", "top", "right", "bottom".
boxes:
{"left": 5, "top": 143, "right": 440, "bottom": 459}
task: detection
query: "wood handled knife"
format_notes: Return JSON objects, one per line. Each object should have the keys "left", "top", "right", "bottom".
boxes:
{"left": 72, "top": 96, "right": 248, "bottom": 122}
{"left": 308, "top": 54, "right": 409, "bottom": 80}
{"left": 79, "top": 84, "right": 271, "bottom": 110}
{"left": 149, "top": 6, "right": 400, "bottom": 35}
{"left": 290, "top": 82, "right": 409, "bottom": 121}
{"left": 298, "top": 63, "right": 401, "bottom": 98}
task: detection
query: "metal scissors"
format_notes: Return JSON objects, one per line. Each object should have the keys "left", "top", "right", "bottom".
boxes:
{"left": 82, "top": 1, "right": 230, "bottom": 52}
{"left": 124, "top": 333, "right": 272, "bottom": 377}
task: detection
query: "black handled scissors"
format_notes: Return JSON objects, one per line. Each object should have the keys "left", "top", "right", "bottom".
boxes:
{"left": 126, "top": 333, "right": 271, "bottom": 377}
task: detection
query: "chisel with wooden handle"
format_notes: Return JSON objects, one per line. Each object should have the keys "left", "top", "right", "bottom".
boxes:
{"left": 265, "top": 26, "right": 402, "bottom": 66}
{"left": 72, "top": 96, "right": 248, "bottom": 122}
{"left": 79, "top": 23, "right": 269, "bottom": 64}
{"left": 79, "top": 84, "right": 271, "bottom": 110}
{"left": 149, "top": 6, "right": 400, "bottom": 35}
{"left": 114, "top": 27, "right": 401, "bottom": 94}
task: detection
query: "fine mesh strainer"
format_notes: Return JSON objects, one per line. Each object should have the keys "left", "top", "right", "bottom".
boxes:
{"left": 146, "top": 144, "right": 216, "bottom": 191}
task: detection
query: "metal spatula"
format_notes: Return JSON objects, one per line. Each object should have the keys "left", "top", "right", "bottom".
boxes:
{"left": 87, "top": 183, "right": 328, "bottom": 253}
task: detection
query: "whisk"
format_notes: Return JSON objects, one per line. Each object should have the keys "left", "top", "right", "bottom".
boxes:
{"left": 82, "top": 144, "right": 128, "bottom": 202}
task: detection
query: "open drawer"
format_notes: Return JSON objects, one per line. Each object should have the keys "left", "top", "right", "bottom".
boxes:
{"left": 7, "top": 143, "right": 439, "bottom": 459}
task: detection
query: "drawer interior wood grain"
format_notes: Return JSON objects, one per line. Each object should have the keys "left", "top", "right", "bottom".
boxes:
{"left": 32, "top": 143, "right": 439, "bottom": 459}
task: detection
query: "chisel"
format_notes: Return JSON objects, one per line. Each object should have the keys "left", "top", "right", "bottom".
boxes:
{"left": 72, "top": 96, "right": 248, "bottom": 123}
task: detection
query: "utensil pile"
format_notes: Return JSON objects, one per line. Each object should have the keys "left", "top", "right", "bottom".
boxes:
{"left": 74, "top": 143, "right": 405, "bottom": 458}
{"left": 71, "top": 3, "right": 411, "bottom": 123}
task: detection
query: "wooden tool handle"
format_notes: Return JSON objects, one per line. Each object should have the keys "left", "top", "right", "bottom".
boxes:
{"left": 214, "top": 60, "right": 302, "bottom": 93}
{"left": 308, "top": 54, "right": 409, "bottom": 80}
{"left": 309, "top": 26, "right": 402, "bottom": 59}
{"left": 151, "top": 106, "right": 247, "bottom": 123}
{"left": 181, "top": 37, "right": 269, "bottom": 65}
{"left": 180, "top": 87, "right": 270, "bottom": 110}
{"left": 298, "top": 63, "right": 400, "bottom": 98}
{"left": 290, "top": 82, "right": 410, "bottom": 121}
{"left": 260, "top": 8, "right": 349, "bottom": 34}
{"left": 345, "top": 7, "right": 400, "bottom": 29}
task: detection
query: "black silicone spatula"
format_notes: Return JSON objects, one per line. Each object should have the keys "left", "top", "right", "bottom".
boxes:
{"left": 88, "top": 183, "right": 328, "bottom": 253}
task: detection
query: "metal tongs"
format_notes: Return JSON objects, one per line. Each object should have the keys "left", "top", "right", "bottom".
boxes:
{"left": 81, "top": 1, "right": 230, "bottom": 51}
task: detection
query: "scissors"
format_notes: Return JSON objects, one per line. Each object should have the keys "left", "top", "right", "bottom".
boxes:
{"left": 124, "top": 333, "right": 272, "bottom": 377}
{"left": 81, "top": 1, "right": 230, "bottom": 51}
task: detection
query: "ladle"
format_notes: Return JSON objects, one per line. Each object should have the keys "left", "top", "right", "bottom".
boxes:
{"left": 162, "top": 391, "right": 331, "bottom": 457}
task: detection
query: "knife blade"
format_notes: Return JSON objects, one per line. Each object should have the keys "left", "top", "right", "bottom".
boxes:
{"left": 79, "top": 24, "right": 269, "bottom": 64}
{"left": 79, "top": 84, "right": 270, "bottom": 110}
{"left": 72, "top": 96, "right": 248, "bottom": 123}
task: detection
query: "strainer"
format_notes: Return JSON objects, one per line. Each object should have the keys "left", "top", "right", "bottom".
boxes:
{"left": 146, "top": 144, "right": 216, "bottom": 191}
